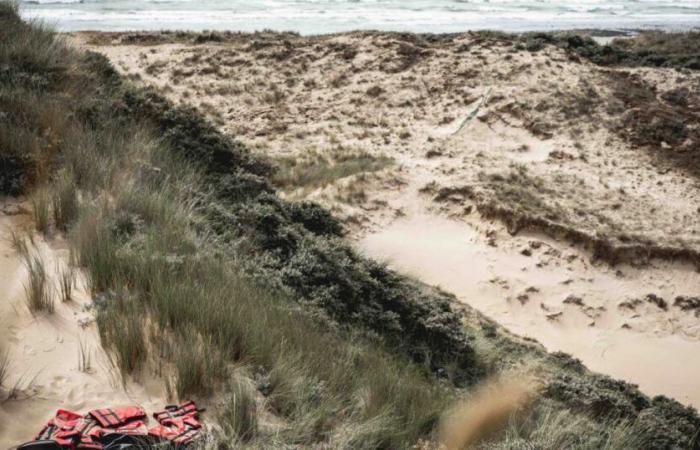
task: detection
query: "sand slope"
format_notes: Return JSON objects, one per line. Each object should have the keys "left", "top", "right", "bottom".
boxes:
{"left": 0, "top": 198, "right": 165, "bottom": 448}
{"left": 361, "top": 203, "right": 700, "bottom": 408}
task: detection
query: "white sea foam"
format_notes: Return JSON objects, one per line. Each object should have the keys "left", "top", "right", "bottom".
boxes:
{"left": 23, "top": 0, "right": 83, "bottom": 4}
{"left": 18, "top": 0, "right": 700, "bottom": 33}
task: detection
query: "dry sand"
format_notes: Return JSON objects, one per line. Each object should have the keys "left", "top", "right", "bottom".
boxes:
{"left": 361, "top": 200, "right": 700, "bottom": 408}
{"left": 73, "top": 32, "right": 700, "bottom": 409}
{"left": 0, "top": 198, "right": 166, "bottom": 448}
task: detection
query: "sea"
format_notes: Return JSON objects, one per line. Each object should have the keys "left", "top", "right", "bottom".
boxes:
{"left": 19, "top": 0, "right": 700, "bottom": 34}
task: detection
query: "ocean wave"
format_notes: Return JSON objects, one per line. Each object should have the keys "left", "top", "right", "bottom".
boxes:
{"left": 23, "top": 0, "right": 83, "bottom": 4}
{"left": 19, "top": 0, "right": 700, "bottom": 33}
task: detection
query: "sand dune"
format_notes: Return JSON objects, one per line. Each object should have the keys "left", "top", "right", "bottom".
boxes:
{"left": 73, "top": 30, "right": 700, "bottom": 410}
{"left": 0, "top": 198, "right": 165, "bottom": 448}
{"left": 361, "top": 206, "right": 700, "bottom": 408}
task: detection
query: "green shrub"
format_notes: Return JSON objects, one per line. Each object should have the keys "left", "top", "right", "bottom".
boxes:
{"left": 206, "top": 194, "right": 477, "bottom": 379}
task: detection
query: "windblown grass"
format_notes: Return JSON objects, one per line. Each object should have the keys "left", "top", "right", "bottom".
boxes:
{"left": 273, "top": 149, "right": 393, "bottom": 190}
{"left": 58, "top": 263, "right": 74, "bottom": 303}
{"left": 77, "top": 339, "right": 92, "bottom": 373}
{"left": 75, "top": 196, "right": 450, "bottom": 446}
{"left": 9, "top": 230, "right": 29, "bottom": 259}
{"left": 476, "top": 401, "right": 646, "bottom": 450}
{"left": 52, "top": 170, "right": 79, "bottom": 231}
{"left": 0, "top": 346, "right": 9, "bottom": 389}
{"left": 31, "top": 186, "right": 51, "bottom": 234}
{"left": 22, "top": 251, "right": 54, "bottom": 314}
{"left": 218, "top": 373, "right": 259, "bottom": 443}
{"left": 172, "top": 331, "right": 227, "bottom": 398}
{"left": 95, "top": 289, "right": 147, "bottom": 374}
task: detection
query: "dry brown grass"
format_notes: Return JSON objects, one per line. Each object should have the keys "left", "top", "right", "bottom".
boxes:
{"left": 439, "top": 377, "right": 536, "bottom": 450}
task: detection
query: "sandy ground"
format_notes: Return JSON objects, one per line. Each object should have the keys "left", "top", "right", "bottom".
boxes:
{"left": 0, "top": 198, "right": 166, "bottom": 448}
{"left": 361, "top": 197, "right": 700, "bottom": 407}
{"left": 73, "top": 32, "right": 700, "bottom": 409}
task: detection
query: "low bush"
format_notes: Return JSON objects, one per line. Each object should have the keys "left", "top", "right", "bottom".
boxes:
{"left": 515, "top": 31, "right": 700, "bottom": 70}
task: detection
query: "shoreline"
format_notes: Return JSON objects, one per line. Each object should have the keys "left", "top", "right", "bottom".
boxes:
{"left": 20, "top": 4, "right": 700, "bottom": 35}
{"left": 64, "top": 26, "right": 696, "bottom": 40}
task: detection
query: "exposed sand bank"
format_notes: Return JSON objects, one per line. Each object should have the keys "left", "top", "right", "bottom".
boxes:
{"left": 73, "top": 31, "right": 700, "bottom": 410}
{"left": 0, "top": 198, "right": 166, "bottom": 448}
{"left": 360, "top": 206, "right": 700, "bottom": 408}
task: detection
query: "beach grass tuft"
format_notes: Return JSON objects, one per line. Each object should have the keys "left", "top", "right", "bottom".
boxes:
{"left": 22, "top": 252, "right": 54, "bottom": 314}
{"left": 58, "top": 264, "right": 74, "bottom": 303}
{"left": 272, "top": 149, "right": 393, "bottom": 191}
{"left": 31, "top": 187, "right": 51, "bottom": 235}
{"left": 218, "top": 374, "right": 259, "bottom": 443}
{"left": 0, "top": 346, "right": 9, "bottom": 389}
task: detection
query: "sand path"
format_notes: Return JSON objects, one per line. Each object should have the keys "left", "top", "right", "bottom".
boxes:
{"left": 0, "top": 198, "right": 165, "bottom": 449}
{"left": 360, "top": 193, "right": 700, "bottom": 408}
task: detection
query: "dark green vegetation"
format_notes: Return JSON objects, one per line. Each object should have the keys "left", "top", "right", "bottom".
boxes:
{"left": 89, "top": 28, "right": 700, "bottom": 71}
{"left": 537, "top": 33, "right": 700, "bottom": 181}
{"left": 475, "top": 30, "right": 700, "bottom": 70}
{"left": 606, "top": 69, "right": 700, "bottom": 180}
{"left": 545, "top": 32, "right": 700, "bottom": 70}
{"left": 2, "top": 4, "right": 699, "bottom": 448}
{"left": 518, "top": 32, "right": 700, "bottom": 184}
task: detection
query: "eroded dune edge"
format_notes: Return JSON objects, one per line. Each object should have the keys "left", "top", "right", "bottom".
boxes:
{"left": 1, "top": 4, "right": 699, "bottom": 449}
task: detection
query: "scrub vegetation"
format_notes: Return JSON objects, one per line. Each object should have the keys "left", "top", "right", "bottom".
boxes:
{"left": 515, "top": 31, "right": 700, "bottom": 70}
{"left": 1, "top": 3, "right": 698, "bottom": 448}
{"left": 272, "top": 149, "right": 393, "bottom": 192}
